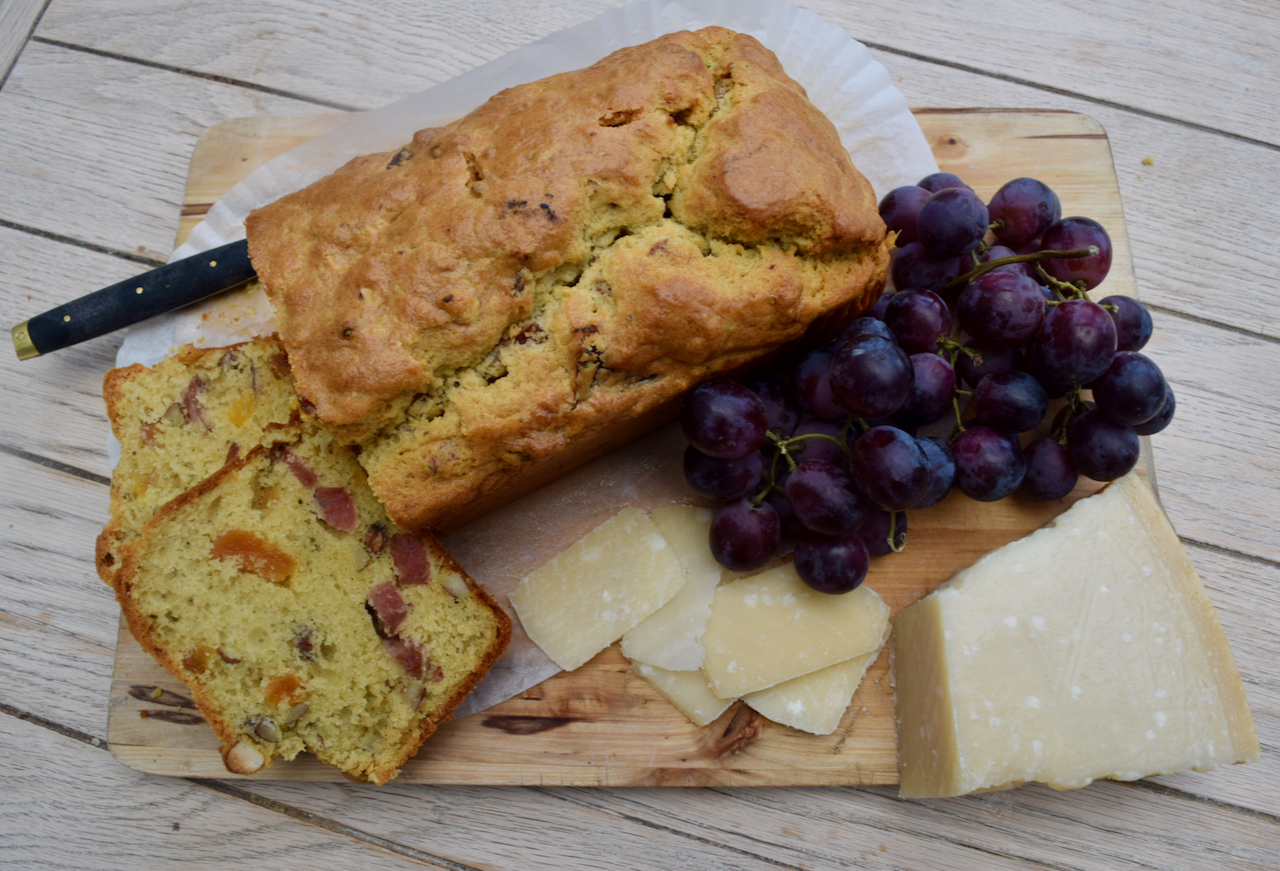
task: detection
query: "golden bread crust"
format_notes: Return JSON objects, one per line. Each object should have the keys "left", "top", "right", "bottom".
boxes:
{"left": 247, "top": 27, "right": 888, "bottom": 530}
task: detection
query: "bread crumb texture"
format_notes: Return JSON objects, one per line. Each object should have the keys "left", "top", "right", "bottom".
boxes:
{"left": 114, "top": 395, "right": 510, "bottom": 784}
{"left": 247, "top": 27, "right": 888, "bottom": 529}
{"left": 97, "top": 335, "right": 298, "bottom": 587}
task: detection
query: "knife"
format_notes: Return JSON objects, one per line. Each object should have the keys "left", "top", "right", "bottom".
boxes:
{"left": 10, "top": 238, "right": 256, "bottom": 360}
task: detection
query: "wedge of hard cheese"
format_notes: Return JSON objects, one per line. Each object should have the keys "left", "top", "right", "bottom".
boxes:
{"left": 630, "top": 660, "right": 737, "bottom": 727}
{"left": 509, "top": 507, "right": 687, "bottom": 671}
{"left": 702, "top": 563, "right": 889, "bottom": 698}
{"left": 743, "top": 648, "right": 882, "bottom": 735}
{"left": 893, "top": 472, "right": 1259, "bottom": 798}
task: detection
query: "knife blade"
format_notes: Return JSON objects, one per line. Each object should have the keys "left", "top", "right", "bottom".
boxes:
{"left": 10, "top": 238, "right": 256, "bottom": 360}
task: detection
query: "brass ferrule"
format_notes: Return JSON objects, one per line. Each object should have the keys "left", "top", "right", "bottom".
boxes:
{"left": 11, "top": 321, "right": 38, "bottom": 360}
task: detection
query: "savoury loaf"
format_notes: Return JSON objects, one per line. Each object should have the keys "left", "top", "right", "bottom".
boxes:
{"left": 246, "top": 26, "right": 889, "bottom": 531}
{"left": 114, "top": 418, "right": 512, "bottom": 784}
{"left": 97, "top": 337, "right": 299, "bottom": 587}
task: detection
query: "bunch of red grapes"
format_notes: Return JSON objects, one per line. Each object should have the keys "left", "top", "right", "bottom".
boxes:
{"left": 681, "top": 172, "right": 1174, "bottom": 595}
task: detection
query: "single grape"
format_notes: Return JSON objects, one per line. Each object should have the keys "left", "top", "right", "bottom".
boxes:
{"left": 748, "top": 376, "right": 802, "bottom": 438}
{"left": 956, "top": 341, "right": 1023, "bottom": 388}
{"left": 785, "top": 459, "right": 870, "bottom": 536}
{"left": 1034, "top": 298, "right": 1117, "bottom": 386}
{"left": 849, "top": 425, "right": 932, "bottom": 510}
{"left": 917, "top": 187, "right": 991, "bottom": 259}
{"left": 709, "top": 498, "right": 781, "bottom": 571}
{"left": 988, "top": 177, "right": 1062, "bottom": 247}
{"left": 891, "top": 241, "right": 965, "bottom": 294}
{"left": 917, "top": 172, "right": 973, "bottom": 193}
{"left": 681, "top": 380, "right": 768, "bottom": 459}
{"left": 793, "top": 532, "right": 870, "bottom": 594}
{"left": 1091, "top": 351, "right": 1168, "bottom": 426}
{"left": 956, "top": 270, "right": 1046, "bottom": 346}
{"left": 973, "top": 369, "right": 1049, "bottom": 433}
{"left": 793, "top": 342, "right": 845, "bottom": 419}
{"left": 914, "top": 436, "right": 957, "bottom": 508}
{"left": 1133, "top": 383, "right": 1176, "bottom": 435}
{"left": 839, "top": 315, "right": 895, "bottom": 345}
{"left": 857, "top": 508, "right": 908, "bottom": 557}
{"left": 1021, "top": 437, "right": 1078, "bottom": 501}
{"left": 885, "top": 289, "right": 951, "bottom": 353}
{"left": 829, "top": 335, "right": 914, "bottom": 420}
{"left": 1100, "top": 295, "right": 1154, "bottom": 351}
{"left": 683, "top": 446, "right": 765, "bottom": 502}
{"left": 1067, "top": 410, "right": 1140, "bottom": 481}
{"left": 1040, "top": 216, "right": 1113, "bottom": 290}
{"left": 951, "top": 425, "right": 1026, "bottom": 501}
{"left": 896, "top": 352, "right": 957, "bottom": 428}
{"left": 787, "top": 419, "right": 847, "bottom": 467}
{"left": 878, "top": 185, "right": 932, "bottom": 247}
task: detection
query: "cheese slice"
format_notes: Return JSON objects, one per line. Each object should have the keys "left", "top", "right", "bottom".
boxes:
{"left": 509, "top": 507, "right": 688, "bottom": 671}
{"left": 620, "top": 505, "right": 723, "bottom": 670}
{"left": 744, "top": 647, "right": 881, "bottom": 735}
{"left": 630, "top": 660, "right": 737, "bottom": 727}
{"left": 893, "top": 472, "right": 1260, "bottom": 798}
{"left": 701, "top": 563, "right": 890, "bottom": 698}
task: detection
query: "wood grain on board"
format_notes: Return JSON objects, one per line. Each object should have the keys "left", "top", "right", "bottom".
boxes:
{"left": 109, "top": 108, "right": 1161, "bottom": 784}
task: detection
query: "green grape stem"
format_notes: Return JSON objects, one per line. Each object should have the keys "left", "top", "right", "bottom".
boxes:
{"left": 887, "top": 511, "right": 906, "bottom": 554}
{"left": 942, "top": 245, "right": 1100, "bottom": 294}
{"left": 756, "top": 426, "right": 859, "bottom": 504}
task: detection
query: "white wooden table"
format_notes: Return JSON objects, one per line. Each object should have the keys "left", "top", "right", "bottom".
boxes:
{"left": 0, "top": 1, "right": 1276, "bottom": 867}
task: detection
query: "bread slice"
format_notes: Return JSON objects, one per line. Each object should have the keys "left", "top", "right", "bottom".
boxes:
{"left": 97, "top": 337, "right": 299, "bottom": 586}
{"left": 115, "top": 419, "right": 511, "bottom": 783}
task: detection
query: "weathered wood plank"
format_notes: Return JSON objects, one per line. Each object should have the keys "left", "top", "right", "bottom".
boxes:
{"left": 0, "top": 227, "right": 130, "bottom": 476}
{"left": 0, "top": 712, "right": 454, "bottom": 871}
{"left": 0, "top": 451, "right": 116, "bottom": 737}
{"left": 34, "top": 0, "right": 620, "bottom": 110}
{"left": 34, "top": 0, "right": 1278, "bottom": 145}
{"left": 0, "top": 0, "right": 46, "bottom": 85}
{"left": 563, "top": 779, "right": 1279, "bottom": 871}
{"left": 0, "top": 41, "right": 325, "bottom": 261}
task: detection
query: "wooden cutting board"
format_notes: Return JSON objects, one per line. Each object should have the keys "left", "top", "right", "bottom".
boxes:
{"left": 107, "top": 108, "right": 1151, "bottom": 785}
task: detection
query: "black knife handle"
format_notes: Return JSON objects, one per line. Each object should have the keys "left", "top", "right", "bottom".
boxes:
{"left": 11, "top": 238, "right": 255, "bottom": 360}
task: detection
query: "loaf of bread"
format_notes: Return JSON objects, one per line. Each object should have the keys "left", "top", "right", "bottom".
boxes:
{"left": 115, "top": 417, "right": 512, "bottom": 784}
{"left": 246, "top": 26, "right": 889, "bottom": 530}
{"left": 97, "top": 337, "right": 299, "bottom": 586}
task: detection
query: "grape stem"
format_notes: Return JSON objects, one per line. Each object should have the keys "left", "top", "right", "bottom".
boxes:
{"left": 951, "top": 388, "right": 973, "bottom": 437}
{"left": 756, "top": 427, "right": 860, "bottom": 505}
{"left": 1052, "top": 387, "right": 1089, "bottom": 443}
{"left": 887, "top": 511, "right": 906, "bottom": 554}
{"left": 942, "top": 246, "right": 1100, "bottom": 294}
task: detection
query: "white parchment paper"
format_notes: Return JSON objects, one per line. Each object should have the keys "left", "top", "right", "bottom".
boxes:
{"left": 111, "top": 0, "right": 939, "bottom": 717}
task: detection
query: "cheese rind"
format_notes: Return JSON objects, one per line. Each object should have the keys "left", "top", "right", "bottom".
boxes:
{"left": 621, "top": 505, "right": 722, "bottom": 670}
{"left": 701, "top": 563, "right": 890, "bottom": 698}
{"left": 509, "top": 508, "right": 688, "bottom": 671}
{"left": 743, "top": 648, "right": 881, "bottom": 735}
{"left": 893, "top": 472, "right": 1260, "bottom": 798}
{"left": 630, "top": 660, "right": 737, "bottom": 727}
